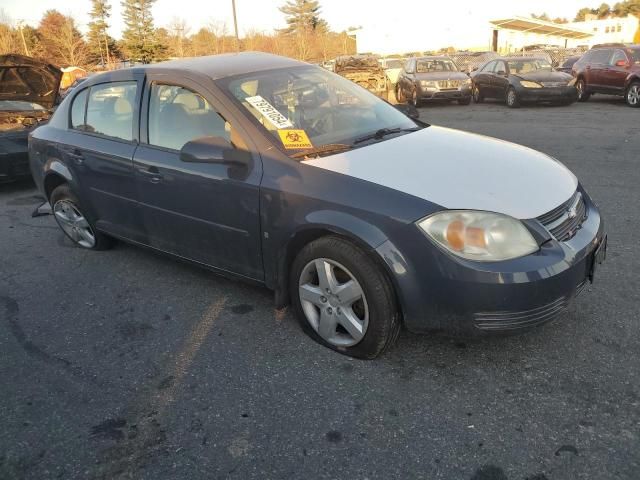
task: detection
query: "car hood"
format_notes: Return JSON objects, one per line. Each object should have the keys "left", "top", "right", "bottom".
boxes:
{"left": 0, "top": 54, "right": 62, "bottom": 110}
{"left": 302, "top": 126, "right": 577, "bottom": 220}
{"left": 514, "top": 70, "right": 572, "bottom": 83}
{"left": 414, "top": 71, "right": 469, "bottom": 81}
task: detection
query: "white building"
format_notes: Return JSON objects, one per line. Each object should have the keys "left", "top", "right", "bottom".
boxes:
{"left": 567, "top": 13, "right": 639, "bottom": 47}
{"left": 489, "top": 14, "right": 638, "bottom": 53}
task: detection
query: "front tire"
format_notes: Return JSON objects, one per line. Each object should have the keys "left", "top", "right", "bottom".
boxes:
{"left": 411, "top": 87, "right": 421, "bottom": 107}
{"left": 506, "top": 87, "right": 520, "bottom": 108}
{"left": 472, "top": 84, "right": 484, "bottom": 103}
{"left": 395, "top": 84, "right": 406, "bottom": 103}
{"left": 290, "top": 236, "right": 400, "bottom": 359}
{"left": 576, "top": 78, "right": 590, "bottom": 102}
{"left": 50, "top": 184, "right": 112, "bottom": 250}
{"left": 457, "top": 97, "right": 471, "bottom": 105}
{"left": 625, "top": 81, "right": 640, "bottom": 108}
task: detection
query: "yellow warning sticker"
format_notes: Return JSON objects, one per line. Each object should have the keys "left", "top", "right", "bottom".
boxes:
{"left": 278, "top": 130, "right": 313, "bottom": 149}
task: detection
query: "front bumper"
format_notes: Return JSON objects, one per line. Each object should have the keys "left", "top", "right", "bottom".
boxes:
{"left": 376, "top": 189, "right": 605, "bottom": 336}
{"left": 517, "top": 85, "right": 577, "bottom": 103}
{"left": 418, "top": 85, "right": 472, "bottom": 100}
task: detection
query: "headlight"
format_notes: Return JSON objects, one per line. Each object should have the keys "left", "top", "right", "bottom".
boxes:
{"left": 520, "top": 80, "right": 543, "bottom": 89}
{"left": 420, "top": 80, "right": 437, "bottom": 88}
{"left": 462, "top": 78, "right": 472, "bottom": 85}
{"left": 417, "top": 211, "right": 539, "bottom": 262}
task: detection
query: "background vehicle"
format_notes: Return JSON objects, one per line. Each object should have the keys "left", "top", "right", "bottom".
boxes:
{"left": 572, "top": 45, "right": 640, "bottom": 107}
{"left": 0, "top": 54, "right": 61, "bottom": 182}
{"left": 334, "top": 54, "right": 390, "bottom": 100}
{"left": 380, "top": 57, "right": 405, "bottom": 87}
{"left": 557, "top": 55, "right": 582, "bottom": 74}
{"left": 471, "top": 57, "right": 576, "bottom": 108}
{"left": 396, "top": 56, "right": 472, "bottom": 106}
{"left": 59, "top": 77, "right": 88, "bottom": 101}
{"left": 458, "top": 51, "right": 499, "bottom": 73}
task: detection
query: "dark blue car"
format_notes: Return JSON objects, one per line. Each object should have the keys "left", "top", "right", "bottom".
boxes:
{"left": 29, "top": 52, "right": 606, "bottom": 358}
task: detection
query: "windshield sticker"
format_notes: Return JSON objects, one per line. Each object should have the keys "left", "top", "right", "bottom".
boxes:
{"left": 278, "top": 130, "right": 313, "bottom": 149}
{"left": 245, "top": 95, "right": 293, "bottom": 129}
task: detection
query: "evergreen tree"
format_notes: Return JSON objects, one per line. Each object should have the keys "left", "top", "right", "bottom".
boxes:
{"left": 87, "top": 0, "right": 118, "bottom": 65}
{"left": 279, "top": 0, "right": 328, "bottom": 35}
{"left": 121, "top": 0, "right": 159, "bottom": 63}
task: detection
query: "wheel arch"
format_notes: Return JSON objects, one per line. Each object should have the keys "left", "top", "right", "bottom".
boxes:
{"left": 274, "top": 217, "right": 403, "bottom": 322}
{"left": 43, "top": 169, "right": 70, "bottom": 201}
{"left": 625, "top": 74, "right": 640, "bottom": 90}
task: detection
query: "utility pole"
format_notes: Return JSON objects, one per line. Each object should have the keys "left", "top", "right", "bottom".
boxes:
{"left": 17, "top": 21, "right": 30, "bottom": 56}
{"left": 231, "top": 0, "right": 240, "bottom": 52}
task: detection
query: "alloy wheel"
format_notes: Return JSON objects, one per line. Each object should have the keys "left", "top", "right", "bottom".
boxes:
{"left": 473, "top": 85, "right": 481, "bottom": 102}
{"left": 507, "top": 89, "right": 517, "bottom": 107}
{"left": 627, "top": 84, "right": 640, "bottom": 106}
{"left": 53, "top": 200, "right": 96, "bottom": 248}
{"left": 577, "top": 80, "right": 585, "bottom": 99}
{"left": 298, "top": 258, "right": 369, "bottom": 347}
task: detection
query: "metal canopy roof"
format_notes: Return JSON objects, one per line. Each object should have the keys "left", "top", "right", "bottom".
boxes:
{"left": 490, "top": 17, "right": 593, "bottom": 39}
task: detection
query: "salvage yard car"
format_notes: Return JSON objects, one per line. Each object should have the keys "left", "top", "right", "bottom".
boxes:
{"left": 334, "top": 54, "right": 390, "bottom": 100}
{"left": 1, "top": 54, "right": 61, "bottom": 182}
{"left": 572, "top": 45, "right": 640, "bottom": 107}
{"left": 396, "top": 56, "right": 472, "bottom": 106}
{"left": 471, "top": 57, "right": 577, "bottom": 107}
{"left": 29, "top": 52, "right": 606, "bottom": 359}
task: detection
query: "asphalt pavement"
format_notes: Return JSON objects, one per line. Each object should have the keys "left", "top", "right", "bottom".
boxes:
{"left": 1, "top": 95, "right": 639, "bottom": 480}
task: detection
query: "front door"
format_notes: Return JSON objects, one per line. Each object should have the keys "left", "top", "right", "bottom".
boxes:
{"left": 601, "top": 50, "right": 630, "bottom": 93}
{"left": 133, "top": 74, "right": 263, "bottom": 280}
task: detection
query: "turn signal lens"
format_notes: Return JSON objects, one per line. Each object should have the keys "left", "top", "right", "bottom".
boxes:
{"left": 418, "top": 211, "right": 539, "bottom": 262}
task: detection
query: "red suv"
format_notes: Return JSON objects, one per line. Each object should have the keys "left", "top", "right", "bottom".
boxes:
{"left": 572, "top": 45, "right": 640, "bottom": 107}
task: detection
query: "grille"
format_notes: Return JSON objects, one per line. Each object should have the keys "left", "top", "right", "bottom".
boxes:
{"left": 541, "top": 81, "right": 568, "bottom": 88}
{"left": 437, "top": 80, "right": 462, "bottom": 89}
{"left": 537, "top": 191, "right": 587, "bottom": 241}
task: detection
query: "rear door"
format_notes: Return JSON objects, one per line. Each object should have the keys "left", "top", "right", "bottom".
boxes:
{"left": 133, "top": 73, "right": 263, "bottom": 280}
{"left": 473, "top": 60, "right": 495, "bottom": 97}
{"left": 601, "top": 49, "right": 630, "bottom": 93}
{"left": 61, "top": 77, "right": 143, "bottom": 241}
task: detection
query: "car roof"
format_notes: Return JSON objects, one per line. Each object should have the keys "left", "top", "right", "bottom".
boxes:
{"left": 496, "top": 57, "right": 549, "bottom": 62}
{"left": 414, "top": 56, "right": 453, "bottom": 61}
{"left": 142, "top": 52, "right": 307, "bottom": 79}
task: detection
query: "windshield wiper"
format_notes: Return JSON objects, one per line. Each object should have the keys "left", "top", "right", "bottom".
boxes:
{"left": 352, "top": 127, "right": 421, "bottom": 145}
{"left": 290, "top": 143, "right": 354, "bottom": 159}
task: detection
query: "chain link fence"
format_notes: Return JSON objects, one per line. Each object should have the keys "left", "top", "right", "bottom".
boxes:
{"left": 448, "top": 47, "right": 588, "bottom": 71}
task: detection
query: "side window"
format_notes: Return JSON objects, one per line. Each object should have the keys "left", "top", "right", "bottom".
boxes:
{"left": 481, "top": 61, "right": 495, "bottom": 72}
{"left": 493, "top": 61, "right": 506, "bottom": 73}
{"left": 591, "top": 49, "right": 612, "bottom": 64}
{"left": 148, "top": 84, "right": 240, "bottom": 152}
{"left": 70, "top": 88, "right": 88, "bottom": 129}
{"left": 403, "top": 59, "right": 411, "bottom": 72}
{"left": 85, "top": 82, "right": 137, "bottom": 141}
{"left": 611, "top": 50, "right": 627, "bottom": 65}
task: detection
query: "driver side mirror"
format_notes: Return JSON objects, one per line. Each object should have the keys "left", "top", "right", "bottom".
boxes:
{"left": 180, "top": 136, "right": 250, "bottom": 165}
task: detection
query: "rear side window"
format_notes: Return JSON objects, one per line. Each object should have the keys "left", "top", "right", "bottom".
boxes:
{"left": 148, "top": 84, "right": 238, "bottom": 151}
{"left": 85, "top": 82, "right": 137, "bottom": 141}
{"left": 589, "top": 49, "right": 612, "bottom": 64}
{"left": 70, "top": 89, "right": 88, "bottom": 129}
{"left": 610, "top": 50, "right": 627, "bottom": 65}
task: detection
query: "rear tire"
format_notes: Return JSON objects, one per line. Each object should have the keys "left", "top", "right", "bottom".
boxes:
{"left": 576, "top": 78, "right": 590, "bottom": 102}
{"left": 290, "top": 236, "right": 400, "bottom": 359}
{"left": 506, "top": 87, "right": 520, "bottom": 108}
{"left": 625, "top": 81, "right": 640, "bottom": 108}
{"left": 50, "top": 184, "right": 113, "bottom": 250}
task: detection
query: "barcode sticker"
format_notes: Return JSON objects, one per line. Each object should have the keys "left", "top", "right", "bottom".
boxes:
{"left": 245, "top": 95, "right": 293, "bottom": 129}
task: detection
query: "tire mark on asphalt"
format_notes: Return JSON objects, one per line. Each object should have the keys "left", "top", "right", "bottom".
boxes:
{"left": 1, "top": 295, "right": 72, "bottom": 370}
{"left": 93, "top": 296, "right": 228, "bottom": 479}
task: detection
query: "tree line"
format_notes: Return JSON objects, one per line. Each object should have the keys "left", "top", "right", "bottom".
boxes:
{"left": 531, "top": 0, "right": 640, "bottom": 23}
{"left": 0, "top": 0, "right": 356, "bottom": 68}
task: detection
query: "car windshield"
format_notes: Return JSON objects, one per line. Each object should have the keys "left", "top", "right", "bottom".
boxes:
{"left": 385, "top": 59, "right": 403, "bottom": 69}
{"left": 507, "top": 59, "right": 553, "bottom": 73}
{"left": 221, "top": 66, "right": 419, "bottom": 157}
{"left": 0, "top": 100, "right": 46, "bottom": 111}
{"left": 416, "top": 59, "right": 457, "bottom": 72}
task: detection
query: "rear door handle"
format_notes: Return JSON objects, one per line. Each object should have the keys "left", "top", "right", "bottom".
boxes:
{"left": 138, "top": 166, "right": 163, "bottom": 183}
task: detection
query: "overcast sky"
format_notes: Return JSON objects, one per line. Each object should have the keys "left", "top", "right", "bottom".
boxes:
{"left": 2, "top": 0, "right": 603, "bottom": 51}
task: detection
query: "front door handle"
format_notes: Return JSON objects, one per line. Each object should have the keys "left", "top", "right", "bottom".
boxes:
{"left": 66, "top": 149, "right": 84, "bottom": 165}
{"left": 138, "top": 166, "right": 163, "bottom": 183}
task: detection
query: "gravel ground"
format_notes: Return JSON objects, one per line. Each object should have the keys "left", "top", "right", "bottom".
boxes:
{"left": 1, "top": 95, "right": 639, "bottom": 480}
